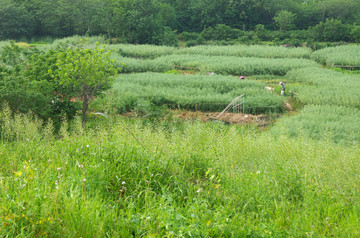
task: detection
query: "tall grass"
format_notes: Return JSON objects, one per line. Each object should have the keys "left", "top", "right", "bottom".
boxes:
{"left": 177, "top": 45, "right": 312, "bottom": 59}
{"left": 93, "top": 73, "right": 285, "bottom": 114}
{"left": 311, "top": 45, "right": 360, "bottom": 67}
{"left": 1, "top": 109, "right": 360, "bottom": 236}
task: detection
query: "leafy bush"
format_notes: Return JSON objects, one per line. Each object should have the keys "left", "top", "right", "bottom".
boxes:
{"left": 310, "top": 19, "right": 351, "bottom": 42}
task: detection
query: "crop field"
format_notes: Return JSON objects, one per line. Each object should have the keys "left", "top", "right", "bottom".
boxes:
{"left": 111, "top": 54, "right": 318, "bottom": 75}
{"left": 155, "top": 55, "right": 318, "bottom": 76}
{"left": 175, "top": 44, "right": 312, "bottom": 59}
{"left": 105, "top": 44, "right": 312, "bottom": 60}
{"left": 311, "top": 45, "right": 360, "bottom": 67}
{"left": 272, "top": 105, "right": 360, "bottom": 144}
{"left": 285, "top": 67, "right": 360, "bottom": 107}
{"left": 110, "top": 56, "right": 173, "bottom": 73}
{"left": 94, "top": 73, "right": 284, "bottom": 114}
{"left": 110, "top": 44, "right": 176, "bottom": 59}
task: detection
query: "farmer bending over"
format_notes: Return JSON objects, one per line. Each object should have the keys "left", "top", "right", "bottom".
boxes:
{"left": 279, "top": 82, "right": 285, "bottom": 95}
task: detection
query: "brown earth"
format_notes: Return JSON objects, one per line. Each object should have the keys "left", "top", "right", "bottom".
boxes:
{"left": 123, "top": 110, "right": 272, "bottom": 127}
{"left": 171, "top": 110, "right": 270, "bottom": 127}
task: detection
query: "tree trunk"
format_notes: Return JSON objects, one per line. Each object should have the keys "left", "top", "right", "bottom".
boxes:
{"left": 82, "top": 95, "right": 89, "bottom": 128}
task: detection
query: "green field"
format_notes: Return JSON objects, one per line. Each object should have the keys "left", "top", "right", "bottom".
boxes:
{"left": 2, "top": 109, "right": 360, "bottom": 237}
{"left": 311, "top": 45, "right": 360, "bottom": 67}
{"left": 93, "top": 73, "right": 284, "bottom": 114}
{"left": 2, "top": 38, "right": 360, "bottom": 237}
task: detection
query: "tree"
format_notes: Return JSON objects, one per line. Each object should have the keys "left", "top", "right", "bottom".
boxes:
{"left": 273, "top": 10, "right": 296, "bottom": 32}
{"left": 0, "top": 0, "right": 34, "bottom": 40}
{"left": 55, "top": 40, "right": 117, "bottom": 127}
{"left": 350, "top": 25, "right": 360, "bottom": 43}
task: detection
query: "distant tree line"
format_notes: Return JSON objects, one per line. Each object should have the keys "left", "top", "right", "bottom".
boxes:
{"left": 1, "top": 0, "right": 360, "bottom": 44}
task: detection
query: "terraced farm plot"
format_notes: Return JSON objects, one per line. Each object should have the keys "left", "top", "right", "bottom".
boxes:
{"left": 272, "top": 105, "right": 360, "bottom": 144}
{"left": 113, "top": 54, "right": 319, "bottom": 75}
{"left": 176, "top": 44, "right": 312, "bottom": 59}
{"left": 286, "top": 67, "right": 360, "bottom": 107}
{"left": 311, "top": 45, "right": 360, "bottom": 67}
{"left": 94, "top": 73, "right": 285, "bottom": 114}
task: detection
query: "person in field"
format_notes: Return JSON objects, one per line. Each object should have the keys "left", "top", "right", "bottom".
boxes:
{"left": 279, "top": 82, "right": 285, "bottom": 95}
{"left": 239, "top": 76, "right": 245, "bottom": 80}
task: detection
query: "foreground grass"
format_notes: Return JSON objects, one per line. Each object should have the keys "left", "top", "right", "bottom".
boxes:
{"left": 1, "top": 113, "right": 360, "bottom": 237}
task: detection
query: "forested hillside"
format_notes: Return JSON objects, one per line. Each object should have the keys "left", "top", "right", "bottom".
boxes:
{"left": 1, "top": 0, "right": 360, "bottom": 44}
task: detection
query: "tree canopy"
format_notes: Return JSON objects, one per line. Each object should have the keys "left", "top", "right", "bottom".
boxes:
{"left": 0, "top": 0, "right": 360, "bottom": 43}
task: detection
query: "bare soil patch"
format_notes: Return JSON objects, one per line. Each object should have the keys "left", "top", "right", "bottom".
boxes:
{"left": 172, "top": 110, "right": 270, "bottom": 127}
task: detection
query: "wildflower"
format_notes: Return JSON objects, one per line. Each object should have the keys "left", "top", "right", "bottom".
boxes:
{"left": 78, "top": 164, "right": 84, "bottom": 168}
{"left": 86, "top": 145, "right": 89, "bottom": 148}
{"left": 122, "top": 181, "right": 126, "bottom": 185}
{"left": 48, "top": 159, "right": 51, "bottom": 163}
{"left": 257, "top": 171, "right": 261, "bottom": 174}
{"left": 197, "top": 189, "right": 201, "bottom": 193}
{"left": 82, "top": 178, "right": 86, "bottom": 182}
{"left": 56, "top": 167, "right": 62, "bottom": 171}
{"left": 14, "top": 171, "right": 22, "bottom": 177}
{"left": 146, "top": 217, "right": 150, "bottom": 220}
{"left": 325, "top": 217, "right": 330, "bottom": 221}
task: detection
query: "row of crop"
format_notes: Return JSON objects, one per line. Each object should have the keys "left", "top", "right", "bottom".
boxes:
{"left": 286, "top": 67, "right": 360, "bottom": 107}
{"left": 311, "top": 45, "right": 360, "bottom": 67}
{"left": 272, "top": 66, "right": 360, "bottom": 144}
{"left": 112, "top": 55, "right": 319, "bottom": 76}
{"left": 156, "top": 55, "right": 318, "bottom": 76}
{"left": 110, "top": 44, "right": 312, "bottom": 59}
{"left": 176, "top": 45, "right": 312, "bottom": 59}
{"left": 272, "top": 105, "right": 360, "bottom": 145}
{"left": 93, "top": 73, "right": 284, "bottom": 114}
{"left": 111, "top": 55, "right": 173, "bottom": 73}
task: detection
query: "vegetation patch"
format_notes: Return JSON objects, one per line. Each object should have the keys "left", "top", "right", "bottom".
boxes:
{"left": 93, "top": 73, "right": 285, "bottom": 114}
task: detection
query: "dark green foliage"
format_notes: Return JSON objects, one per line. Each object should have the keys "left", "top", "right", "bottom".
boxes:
{"left": 0, "top": 0, "right": 34, "bottom": 40}
{"left": 1, "top": 0, "right": 360, "bottom": 43}
{"left": 350, "top": 25, "right": 360, "bottom": 42}
{"left": 0, "top": 42, "right": 53, "bottom": 118}
{"left": 310, "top": 19, "right": 351, "bottom": 42}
